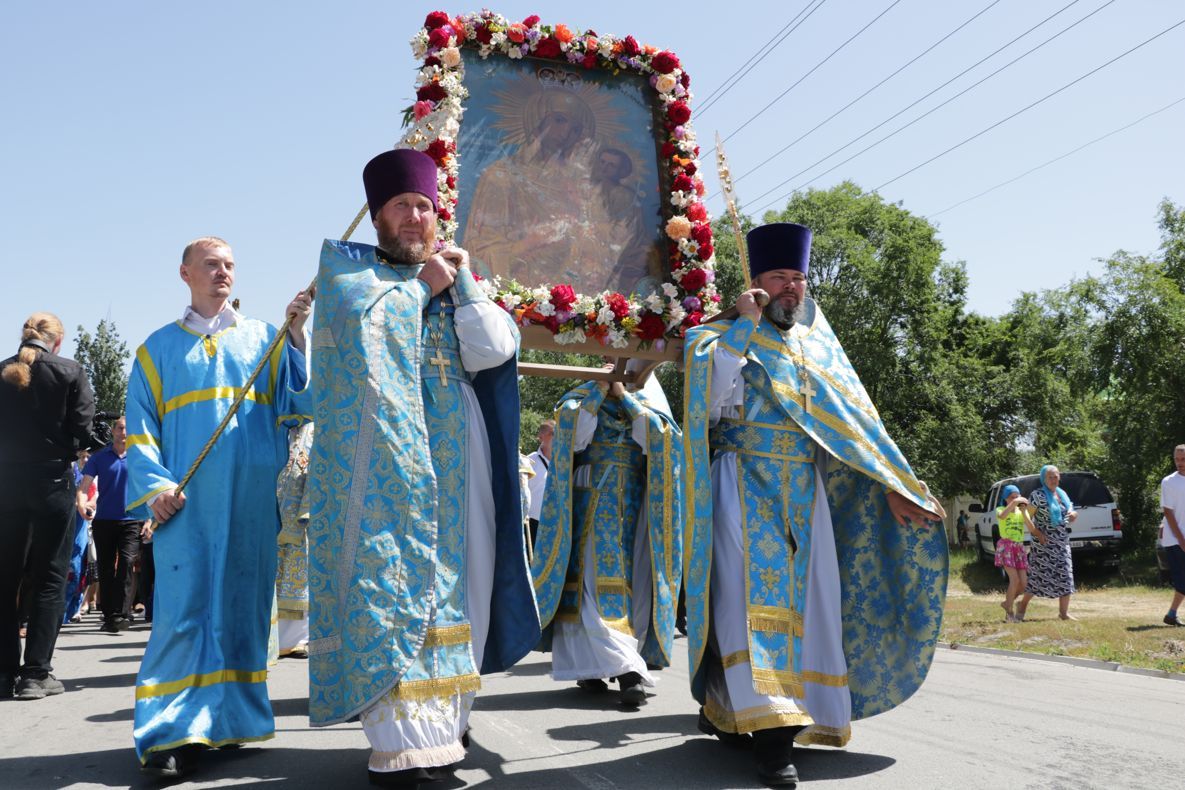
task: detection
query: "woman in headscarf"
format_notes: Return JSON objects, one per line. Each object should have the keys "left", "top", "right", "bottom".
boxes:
{"left": 1016, "top": 465, "right": 1078, "bottom": 621}
{"left": 995, "top": 484, "right": 1037, "bottom": 622}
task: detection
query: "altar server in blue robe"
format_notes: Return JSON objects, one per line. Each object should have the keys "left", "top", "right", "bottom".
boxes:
{"left": 531, "top": 369, "right": 682, "bottom": 705}
{"left": 306, "top": 149, "right": 539, "bottom": 787}
{"left": 125, "top": 236, "right": 313, "bottom": 778}
{"left": 682, "top": 223, "right": 948, "bottom": 788}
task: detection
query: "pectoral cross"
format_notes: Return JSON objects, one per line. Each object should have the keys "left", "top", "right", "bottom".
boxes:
{"left": 428, "top": 350, "right": 449, "bottom": 385}
{"left": 800, "top": 370, "right": 817, "bottom": 415}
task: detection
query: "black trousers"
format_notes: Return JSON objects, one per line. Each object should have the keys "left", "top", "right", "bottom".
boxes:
{"left": 91, "top": 519, "right": 140, "bottom": 621}
{"left": 0, "top": 461, "right": 76, "bottom": 679}
{"left": 138, "top": 540, "right": 154, "bottom": 622}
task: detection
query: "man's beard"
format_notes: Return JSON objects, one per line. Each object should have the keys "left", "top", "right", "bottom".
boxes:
{"left": 764, "top": 296, "right": 804, "bottom": 330}
{"left": 377, "top": 227, "right": 431, "bottom": 264}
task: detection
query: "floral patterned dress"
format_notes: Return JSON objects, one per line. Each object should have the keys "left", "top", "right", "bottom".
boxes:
{"left": 1024, "top": 488, "right": 1075, "bottom": 598}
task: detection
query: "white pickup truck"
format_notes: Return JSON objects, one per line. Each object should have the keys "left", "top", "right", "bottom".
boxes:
{"left": 967, "top": 471, "right": 1123, "bottom": 567}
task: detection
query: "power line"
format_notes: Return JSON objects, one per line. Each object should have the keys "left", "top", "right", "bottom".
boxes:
{"left": 743, "top": 0, "right": 1098, "bottom": 214}
{"left": 874, "top": 17, "right": 1185, "bottom": 192}
{"left": 926, "top": 95, "right": 1185, "bottom": 218}
{"left": 715, "top": 0, "right": 1005, "bottom": 199}
{"left": 695, "top": 1, "right": 827, "bottom": 114}
{"left": 706, "top": 0, "right": 905, "bottom": 157}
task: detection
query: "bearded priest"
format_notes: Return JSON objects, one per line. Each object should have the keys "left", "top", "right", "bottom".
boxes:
{"left": 681, "top": 222, "right": 948, "bottom": 788}
{"left": 306, "top": 149, "right": 540, "bottom": 787}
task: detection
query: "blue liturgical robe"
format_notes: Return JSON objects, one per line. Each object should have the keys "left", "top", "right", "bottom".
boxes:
{"left": 125, "top": 317, "right": 311, "bottom": 762}
{"left": 683, "top": 299, "right": 948, "bottom": 742}
{"left": 532, "top": 380, "right": 683, "bottom": 669}
{"left": 306, "top": 240, "right": 539, "bottom": 731}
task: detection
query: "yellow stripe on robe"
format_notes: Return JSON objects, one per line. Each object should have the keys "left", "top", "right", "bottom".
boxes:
{"left": 162, "top": 386, "right": 272, "bottom": 415}
{"left": 136, "top": 668, "right": 268, "bottom": 700}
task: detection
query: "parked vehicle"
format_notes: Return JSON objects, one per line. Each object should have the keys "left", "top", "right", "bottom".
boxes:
{"left": 967, "top": 471, "right": 1122, "bottom": 567}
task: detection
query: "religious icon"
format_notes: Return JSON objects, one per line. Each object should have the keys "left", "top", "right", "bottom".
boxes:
{"left": 454, "top": 52, "right": 666, "bottom": 297}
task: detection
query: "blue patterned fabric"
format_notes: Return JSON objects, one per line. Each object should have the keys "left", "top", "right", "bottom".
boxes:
{"left": 124, "top": 317, "right": 311, "bottom": 761}
{"left": 531, "top": 383, "right": 683, "bottom": 666}
{"left": 683, "top": 299, "right": 948, "bottom": 720}
{"left": 307, "top": 240, "right": 539, "bottom": 726}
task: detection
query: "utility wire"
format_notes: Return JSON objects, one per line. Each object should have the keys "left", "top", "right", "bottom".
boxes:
{"left": 744, "top": 0, "right": 1097, "bottom": 213}
{"left": 874, "top": 17, "right": 1185, "bottom": 192}
{"left": 696, "top": 0, "right": 826, "bottom": 114}
{"left": 927, "top": 95, "right": 1185, "bottom": 218}
{"left": 714, "top": 0, "right": 1005, "bottom": 199}
{"left": 706, "top": 0, "right": 904, "bottom": 157}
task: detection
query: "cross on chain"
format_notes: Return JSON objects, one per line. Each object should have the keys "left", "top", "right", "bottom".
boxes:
{"left": 800, "top": 369, "right": 817, "bottom": 415}
{"left": 428, "top": 350, "right": 450, "bottom": 385}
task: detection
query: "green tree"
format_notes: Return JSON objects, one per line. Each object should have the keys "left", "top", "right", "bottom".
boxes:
{"left": 74, "top": 319, "right": 130, "bottom": 415}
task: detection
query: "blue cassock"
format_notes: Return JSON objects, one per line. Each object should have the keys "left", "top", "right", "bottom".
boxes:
{"left": 125, "top": 318, "right": 311, "bottom": 762}
{"left": 306, "top": 240, "right": 539, "bottom": 726}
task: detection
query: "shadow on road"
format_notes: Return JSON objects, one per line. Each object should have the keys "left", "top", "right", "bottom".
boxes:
{"left": 65, "top": 672, "right": 139, "bottom": 691}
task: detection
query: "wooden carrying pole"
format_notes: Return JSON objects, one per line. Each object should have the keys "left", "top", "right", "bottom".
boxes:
{"left": 149, "top": 204, "right": 369, "bottom": 532}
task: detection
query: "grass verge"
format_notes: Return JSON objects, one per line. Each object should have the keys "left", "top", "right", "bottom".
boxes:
{"left": 941, "top": 548, "right": 1185, "bottom": 674}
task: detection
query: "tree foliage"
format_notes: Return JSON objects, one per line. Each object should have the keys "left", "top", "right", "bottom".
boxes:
{"left": 74, "top": 319, "right": 130, "bottom": 415}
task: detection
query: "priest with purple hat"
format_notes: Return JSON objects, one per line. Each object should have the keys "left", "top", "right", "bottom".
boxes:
{"left": 305, "top": 148, "right": 540, "bottom": 787}
{"left": 681, "top": 222, "right": 948, "bottom": 787}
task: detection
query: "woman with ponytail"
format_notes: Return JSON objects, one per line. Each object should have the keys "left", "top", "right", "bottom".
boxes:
{"left": 0, "top": 312, "right": 102, "bottom": 700}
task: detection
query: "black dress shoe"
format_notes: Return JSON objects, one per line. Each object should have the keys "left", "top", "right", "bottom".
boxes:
{"left": 368, "top": 766, "right": 436, "bottom": 787}
{"left": 617, "top": 672, "right": 647, "bottom": 705}
{"left": 576, "top": 678, "right": 609, "bottom": 693}
{"left": 697, "top": 707, "right": 751, "bottom": 748}
{"left": 141, "top": 745, "right": 201, "bottom": 778}
{"left": 753, "top": 727, "right": 799, "bottom": 788}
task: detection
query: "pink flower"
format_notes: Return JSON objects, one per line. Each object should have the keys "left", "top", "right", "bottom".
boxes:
{"left": 413, "top": 101, "right": 434, "bottom": 120}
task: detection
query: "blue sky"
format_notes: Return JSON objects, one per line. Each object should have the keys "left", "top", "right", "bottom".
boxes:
{"left": 3, "top": 1, "right": 1181, "bottom": 358}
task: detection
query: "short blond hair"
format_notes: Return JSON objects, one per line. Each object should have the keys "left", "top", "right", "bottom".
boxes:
{"left": 2, "top": 312, "right": 64, "bottom": 390}
{"left": 181, "top": 236, "right": 231, "bottom": 266}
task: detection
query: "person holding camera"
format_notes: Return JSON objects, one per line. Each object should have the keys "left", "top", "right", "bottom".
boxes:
{"left": 78, "top": 415, "right": 143, "bottom": 634}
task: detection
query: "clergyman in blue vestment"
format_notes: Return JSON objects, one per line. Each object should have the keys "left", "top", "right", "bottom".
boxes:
{"left": 531, "top": 371, "right": 683, "bottom": 705}
{"left": 125, "top": 236, "right": 313, "bottom": 778}
{"left": 682, "top": 223, "right": 948, "bottom": 788}
{"left": 306, "top": 150, "right": 539, "bottom": 785}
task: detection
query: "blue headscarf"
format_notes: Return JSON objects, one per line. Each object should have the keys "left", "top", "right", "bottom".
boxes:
{"left": 1038, "top": 464, "right": 1072, "bottom": 525}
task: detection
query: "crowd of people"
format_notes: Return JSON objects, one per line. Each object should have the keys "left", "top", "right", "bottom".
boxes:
{"left": 20, "top": 146, "right": 1185, "bottom": 790}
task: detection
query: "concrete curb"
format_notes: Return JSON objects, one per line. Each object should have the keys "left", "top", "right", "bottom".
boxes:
{"left": 938, "top": 641, "right": 1185, "bottom": 681}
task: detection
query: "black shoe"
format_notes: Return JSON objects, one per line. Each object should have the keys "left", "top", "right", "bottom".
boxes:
{"left": 697, "top": 707, "right": 752, "bottom": 748}
{"left": 617, "top": 672, "right": 647, "bottom": 705}
{"left": 140, "top": 745, "right": 201, "bottom": 779}
{"left": 753, "top": 727, "right": 799, "bottom": 788}
{"left": 1165, "top": 614, "right": 1183, "bottom": 627}
{"left": 15, "top": 675, "right": 64, "bottom": 700}
{"left": 0, "top": 673, "right": 15, "bottom": 699}
{"left": 461, "top": 726, "right": 470, "bottom": 749}
{"left": 112, "top": 616, "right": 131, "bottom": 632}
{"left": 368, "top": 767, "right": 436, "bottom": 787}
{"left": 576, "top": 678, "right": 609, "bottom": 693}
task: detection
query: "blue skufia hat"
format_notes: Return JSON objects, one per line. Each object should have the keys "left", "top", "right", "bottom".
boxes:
{"left": 745, "top": 222, "right": 812, "bottom": 278}
{"left": 1002, "top": 484, "right": 1020, "bottom": 498}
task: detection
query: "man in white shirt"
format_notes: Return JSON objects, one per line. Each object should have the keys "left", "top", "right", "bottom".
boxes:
{"left": 525, "top": 420, "right": 554, "bottom": 545}
{"left": 1158, "top": 444, "right": 1185, "bottom": 626}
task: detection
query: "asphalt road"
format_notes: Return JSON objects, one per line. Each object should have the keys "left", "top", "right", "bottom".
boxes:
{"left": 1, "top": 615, "right": 1182, "bottom": 789}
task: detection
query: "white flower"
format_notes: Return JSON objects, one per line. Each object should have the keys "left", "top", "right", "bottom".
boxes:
{"left": 645, "top": 294, "right": 664, "bottom": 311}
{"left": 597, "top": 305, "right": 616, "bottom": 325}
{"left": 441, "top": 47, "right": 462, "bottom": 68}
{"left": 656, "top": 74, "right": 678, "bottom": 94}
{"left": 536, "top": 300, "right": 556, "bottom": 317}
{"left": 661, "top": 282, "right": 679, "bottom": 298}
{"left": 556, "top": 329, "right": 587, "bottom": 345}
{"left": 609, "top": 330, "right": 631, "bottom": 349}
{"left": 411, "top": 32, "right": 429, "bottom": 59}
{"left": 508, "top": 47, "right": 523, "bottom": 59}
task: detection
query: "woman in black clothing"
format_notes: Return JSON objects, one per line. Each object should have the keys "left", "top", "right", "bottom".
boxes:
{"left": 0, "top": 312, "right": 101, "bottom": 700}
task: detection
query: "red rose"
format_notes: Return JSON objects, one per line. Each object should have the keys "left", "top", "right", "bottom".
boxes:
{"left": 416, "top": 82, "right": 447, "bottom": 102}
{"left": 683, "top": 311, "right": 704, "bottom": 328}
{"left": 636, "top": 313, "right": 666, "bottom": 341}
{"left": 446, "top": 175, "right": 456, "bottom": 189}
{"left": 621, "top": 35, "right": 640, "bottom": 56}
{"left": 582, "top": 53, "right": 599, "bottom": 69}
{"left": 695, "top": 181, "right": 706, "bottom": 196}
{"left": 438, "top": 206, "right": 452, "bottom": 221}
{"left": 507, "top": 23, "right": 526, "bottom": 43}
{"left": 523, "top": 14, "right": 541, "bottom": 28}
{"left": 423, "top": 55, "right": 441, "bottom": 68}
{"left": 606, "top": 292, "right": 630, "bottom": 320}
{"left": 425, "top": 138, "right": 451, "bottom": 164}
{"left": 686, "top": 202, "right": 707, "bottom": 222}
{"left": 544, "top": 315, "right": 561, "bottom": 333}
{"left": 550, "top": 284, "right": 577, "bottom": 310}
{"left": 667, "top": 100, "right": 691, "bottom": 125}
{"left": 680, "top": 72, "right": 691, "bottom": 88}
{"left": 680, "top": 267, "right": 707, "bottom": 292}
{"left": 697, "top": 243, "right": 714, "bottom": 260}
{"left": 427, "top": 27, "right": 453, "bottom": 49}
{"left": 424, "top": 11, "right": 450, "bottom": 30}
{"left": 684, "top": 161, "right": 697, "bottom": 176}
{"left": 661, "top": 141, "right": 676, "bottom": 158}
{"left": 691, "top": 223, "right": 712, "bottom": 246}
{"left": 651, "top": 50, "right": 680, "bottom": 74}
{"left": 475, "top": 24, "right": 493, "bottom": 44}
{"left": 534, "top": 36, "right": 562, "bottom": 58}
{"left": 672, "top": 173, "right": 693, "bottom": 193}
